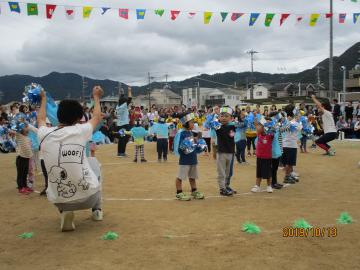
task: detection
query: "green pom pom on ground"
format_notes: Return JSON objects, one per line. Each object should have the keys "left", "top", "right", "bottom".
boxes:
{"left": 18, "top": 232, "right": 34, "bottom": 239}
{"left": 101, "top": 231, "right": 119, "bottom": 240}
{"left": 293, "top": 219, "right": 313, "bottom": 229}
{"left": 337, "top": 212, "right": 353, "bottom": 224}
{"left": 242, "top": 222, "right": 261, "bottom": 235}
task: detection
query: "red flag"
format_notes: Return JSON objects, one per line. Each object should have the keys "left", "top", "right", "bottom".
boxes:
{"left": 297, "top": 16, "right": 303, "bottom": 22}
{"left": 171, "top": 10, "right": 180, "bottom": 20}
{"left": 326, "top": 13, "right": 333, "bottom": 19}
{"left": 231, "top": 13, "right": 244, "bottom": 21}
{"left": 46, "top": 4, "right": 56, "bottom": 19}
{"left": 119, "top": 8, "right": 129, "bottom": 20}
{"left": 280, "top": 14, "right": 290, "bottom": 26}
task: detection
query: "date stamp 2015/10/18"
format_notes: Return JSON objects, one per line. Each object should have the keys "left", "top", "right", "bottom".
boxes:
{"left": 283, "top": 227, "right": 337, "bottom": 238}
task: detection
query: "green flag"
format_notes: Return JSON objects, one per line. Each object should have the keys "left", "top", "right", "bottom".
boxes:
{"left": 264, "top": 13, "right": 275, "bottom": 27}
{"left": 27, "top": 3, "right": 38, "bottom": 16}
{"left": 221, "top": 12, "right": 228, "bottom": 22}
{"left": 155, "top": 9, "right": 164, "bottom": 17}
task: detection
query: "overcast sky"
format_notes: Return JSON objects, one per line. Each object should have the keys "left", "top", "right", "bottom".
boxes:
{"left": 0, "top": 0, "right": 359, "bottom": 85}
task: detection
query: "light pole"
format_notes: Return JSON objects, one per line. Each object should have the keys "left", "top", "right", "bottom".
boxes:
{"left": 340, "top": 66, "right": 346, "bottom": 93}
{"left": 329, "top": 0, "right": 334, "bottom": 99}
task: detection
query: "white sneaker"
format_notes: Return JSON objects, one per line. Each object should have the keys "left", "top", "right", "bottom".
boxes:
{"left": 266, "top": 186, "right": 273, "bottom": 193}
{"left": 60, "top": 211, "right": 75, "bottom": 232}
{"left": 251, "top": 185, "right": 261, "bottom": 193}
{"left": 92, "top": 209, "right": 103, "bottom": 221}
{"left": 291, "top": 172, "right": 300, "bottom": 178}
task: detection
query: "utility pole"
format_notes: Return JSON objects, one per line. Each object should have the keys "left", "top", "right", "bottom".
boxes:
{"left": 196, "top": 81, "right": 200, "bottom": 108}
{"left": 315, "top": 66, "right": 324, "bottom": 94}
{"left": 247, "top": 49, "right": 258, "bottom": 100}
{"left": 148, "top": 72, "right": 154, "bottom": 109}
{"left": 115, "top": 82, "right": 123, "bottom": 96}
{"left": 340, "top": 66, "right": 346, "bottom": 93}
{"left": 329, "top": 0, "right": 334, "bottom": 99}
{"left": 81, "top": 76, "right": 88, "bottom": 103}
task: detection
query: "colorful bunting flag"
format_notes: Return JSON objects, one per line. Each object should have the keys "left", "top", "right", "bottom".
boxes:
{"left": 101, "top": 8, "right": 110, "bottom": 15}
{"left": 231, "top": 13, "right": 244, "bottom": 22}
{"left": 155, "top": 9, "right": 164, "bottom": 17}
{"left": 170, "top": 10, "right": 180, "bottom": 20}
{"left": 9, "top": 2, "right": 20, "bottom": 13}
{"left": 296, "top": 16, "right": 304, "bottom": 24}
{"left": 339, "top": 13, "right": 346, "bottom": 23}
{"left": 83, "top": 6, "right": 92, "bottom": 19}
{"left": 325, "top": 13, "right": 333, "bottom": 19}
{"left": 65, "top": 6, "right": 75, "bottom": 20}
{"left": 280, "top": 14, "right": 290, "bottom": 26}
{"left": 136, "top": 9, "right": 146, "bottom": 20}
{"left": 46, "top": 4, "right": 56, "bottom": 19}
{"left": 119, "top": 9, "right": 129, "bottom": 20}
{"left": 265, "top": 13, "right": 275, "bottom": 27}
{"left": 354, "top": 13, "right": 360, "bottom": 23}
{"left": 188, "top": 12, "right": 196, "bottom": 19}
{"left": 249, "top": 13, "right": 260, "bottom": 26}
{"left": 27, "top": 3, "right": 38, "bottom": 16}
{"left": 221, "top": 12, "right": 228, "bottom": 22}
{"left": 309, "top": 14, "right": 320, "bottom": 27}
{"left": 204, "top": 11, "right": 212, "bottom": 24}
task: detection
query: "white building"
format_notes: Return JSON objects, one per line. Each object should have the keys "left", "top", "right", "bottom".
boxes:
{"left": 182, "top": 87, "right": 246, "bottom": 108}
{"left": 133, "top": 88, "right": 181, "bottom": 108}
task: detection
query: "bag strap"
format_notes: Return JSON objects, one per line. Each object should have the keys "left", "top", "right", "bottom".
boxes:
{"left": 39, "top": 127, "right": 63, "bottom": 151}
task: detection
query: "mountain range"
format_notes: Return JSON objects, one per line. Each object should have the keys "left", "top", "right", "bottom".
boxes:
{"left": 0, "top": 42, "right": 359, "bottom": 104}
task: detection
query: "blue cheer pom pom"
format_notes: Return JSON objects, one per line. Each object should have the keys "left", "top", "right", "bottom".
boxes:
{"left": 23, "top": 83, "right": 43, "bottom": 105}
{"left": 180, "top": 137, "right": 196, "bottom": 155}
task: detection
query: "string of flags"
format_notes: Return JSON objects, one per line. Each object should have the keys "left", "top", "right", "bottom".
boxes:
{"left": 1, "top": 1, "right": 360, "bottom": 26}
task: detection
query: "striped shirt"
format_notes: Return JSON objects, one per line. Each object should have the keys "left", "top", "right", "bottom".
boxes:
{"left": 16, "top": 133, "right": 33, "bottom": 158}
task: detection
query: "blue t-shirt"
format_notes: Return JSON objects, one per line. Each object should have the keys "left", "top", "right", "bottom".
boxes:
{"left": 151, "top": 123, "right": 169, "bottom": 139}
{"left": 178, "top": 130, "right": 197, "bottom": 166}
{"left": 116, "top": 103, "right": 129, "bottom": 127}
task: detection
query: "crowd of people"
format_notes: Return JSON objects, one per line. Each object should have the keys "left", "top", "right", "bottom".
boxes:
{"left": 0, "top": 85, "right": 359, "bottom": 231}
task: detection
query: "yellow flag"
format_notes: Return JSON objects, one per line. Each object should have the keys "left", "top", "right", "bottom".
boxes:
{"left": 309, "top": 13, "right": 320, "bottom": 27}
{"left": 83, "top": 6, "right": 93, "bottom": 19}
{"left": 204, "top": 11, "right": 213, "bottom": 24}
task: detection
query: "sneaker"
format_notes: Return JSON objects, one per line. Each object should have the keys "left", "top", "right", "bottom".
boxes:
{"left": 226, "top": 186, "right": 237, "bottom": 194}
{"left": 133, "top": 159, "right": 138, "bottom": 163}
{"left": 283, "top": 176, "right": 296, "bottom": 184}
{"left": 220, "top": 189, "right": 233, "bottom": 196}
{"left": 266, "top": 185, "right": 273, "bottom": 193}
{"left": 18, "top": 188, "right": 30, "bottom": 195}
{"left": 272, "top": 183, "right": 283, "bottom": 189}
{"left": 25, "top": 187, "right": 34, "bottom": 193}
{"left": 60, "top": 211, "right": 75, "bottom": 232}
{"left": 328, "top": 150, "right": 336, "bottom": 156}
{"left": 191, "top": 191, "right": 205, "bottom": 200}
{"left": 250, "top": 185, "right": 261, "bottom": 193}
{"left": 40, "top": 188, "right": 47, "bottom": 196}
{"left": 141, "top": 159, "right": 147, "bottom": 163}
{"left": 92, "top": 209, "right": 103, "bottom": 221}
{"left": 176, "top": 192, "right": 191, "bottom": 201}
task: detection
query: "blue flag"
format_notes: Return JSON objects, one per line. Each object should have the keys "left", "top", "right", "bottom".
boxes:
{"left": 9, "top": 2, "right": 21, "bottom": 13}
{"left": 136, "top": 9, "right": 146, "bottom": 20}
{"left": 101, "top": 7, "right": 110, "bottom": 15}
{"left": 249, "top": 13, "right": 260, "bottom": 26}
{"left": 354, "top": 13, "right": 360, "bottom": 24}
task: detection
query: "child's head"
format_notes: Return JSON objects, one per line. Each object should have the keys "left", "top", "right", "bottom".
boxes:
{"left": 184, "top": 120, "right": 194, "bottom": 130}
{"left": 57, "top": 100, "right": 84, "bottom": 126}
{"left": 256, "top": 123, "right": 265, "bottom": 134}
{"left": 284, "top": 104, "right": 295, "bottom": 119}
{"left": 219, "top": 107, "right": 233, "bottom": 125}
{"left": 321, "top": 102, "right": 332, "bottom": 112}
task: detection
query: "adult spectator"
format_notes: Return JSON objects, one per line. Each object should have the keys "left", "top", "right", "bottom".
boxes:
{"left": 345, "top": 101, "right": 354, "bottom": 121}
{"left": 332, "top": 99, "right": 341, "bottom": 122}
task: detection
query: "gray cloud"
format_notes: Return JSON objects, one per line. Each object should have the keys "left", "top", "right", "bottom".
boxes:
{"left": 0, "top": 0, "right": 358, "bottom": 84}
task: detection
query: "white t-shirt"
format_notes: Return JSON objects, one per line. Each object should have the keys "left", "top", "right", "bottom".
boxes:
{"left": 322, "top": 110, "right": 337, "bottom": 134}
{"left": 38, "top": 123, "right": 100, "bottom": 204}
{"left": 282, "top": 120, "right": 302, "bottom": 149}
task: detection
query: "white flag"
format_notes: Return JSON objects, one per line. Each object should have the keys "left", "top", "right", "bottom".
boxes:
{"left": 65, "top": 6, "right": 75, "bottom": 20}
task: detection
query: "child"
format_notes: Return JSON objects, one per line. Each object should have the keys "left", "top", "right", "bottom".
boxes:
{"left": 269, "top": 112, "right": 283, "bottom": 190}
{"left": 15, "top": 122, "right": 33, "bottom": 195}
{"left": 168, "top": 120, "right": 177, "bottom": 153}
{"left": 281, "top": 105, "right": 302, "bottom": 184}
{"left": 127, "top": 120, "right": 148, "bottom": 162}
{"left": 251, "top": 118, "right": 274, "bottom": 193}
{"left": 174, "top": 113, "right": 205, "bottom": 201}
{"left": 215, "top": 107, "right": 236, "bottom": 196}
{"left": 151, "top": 116, "right": 169, "bottom": 162}
{"left": 235, "top": 111, "right": 247, "bottom": 164}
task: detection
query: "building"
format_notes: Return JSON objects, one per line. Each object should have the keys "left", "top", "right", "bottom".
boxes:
{"left": 100, "top": 96, "right": 118, "bottom": 108}
{"left": 346, "top": 65, "right": 360, "bottom": 92}
{"left": 182, "top": 87, "right": 246, "bottom": 108}
{"left": 133, "top": 88, "right": 181, "bottom": 108}
{"left": 246, "top": 82, "right": 338, "bottom": 100}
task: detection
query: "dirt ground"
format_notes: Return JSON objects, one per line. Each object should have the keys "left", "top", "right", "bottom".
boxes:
{"left": 0, "top": 140, "right": 360, "bottom": 270}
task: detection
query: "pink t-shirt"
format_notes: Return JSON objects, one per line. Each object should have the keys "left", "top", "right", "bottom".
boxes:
{"left": 256, "top": 133, "right": 274, "bottom": 159}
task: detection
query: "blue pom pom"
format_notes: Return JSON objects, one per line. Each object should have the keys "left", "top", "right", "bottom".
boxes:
{"left": 24, "top": 83, "right": 43, "bottom": 105}
{"left": 196, "top": 138, "right": 208, "bottom": 153}
{"left": 180, "top": 137, "right": 196, "bottom": 154}
{"left": 118, "top": 129, "right": 126, "bottom": 137}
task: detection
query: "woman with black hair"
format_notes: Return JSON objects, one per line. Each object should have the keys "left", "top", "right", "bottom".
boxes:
{"left": 115, "top": 87, "right": 132, "bottom": 157}
{"left": 311, "top": 95, "right": 337, "bottom": 156}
